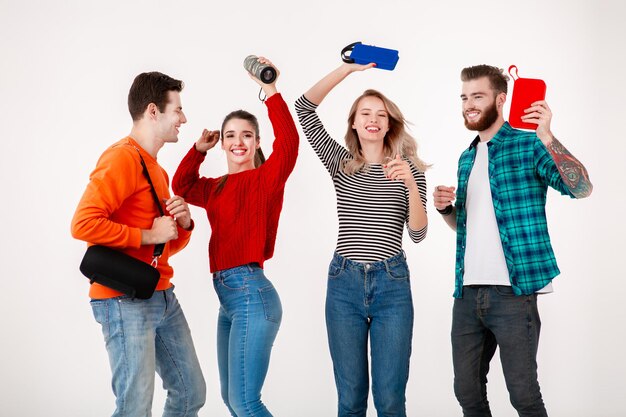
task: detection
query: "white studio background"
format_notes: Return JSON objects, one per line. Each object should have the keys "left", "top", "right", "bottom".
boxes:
{"left": 1, "top": 0, "right": 623, "bottom": 416}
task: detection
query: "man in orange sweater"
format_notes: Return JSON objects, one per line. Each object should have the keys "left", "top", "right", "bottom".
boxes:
{"left": 71, "top": 72, "right": 206, "bottom": 417}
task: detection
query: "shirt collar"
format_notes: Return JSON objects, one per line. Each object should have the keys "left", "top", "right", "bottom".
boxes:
{"left": 468, "top": 121, "right": 513, "bottom": 149}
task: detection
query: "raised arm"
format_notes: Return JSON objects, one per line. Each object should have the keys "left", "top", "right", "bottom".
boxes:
{"left": 303, "top": 63, "right": 375, "bottom": 106}
{"left": 295, "top": 63, "right": 374, "bottom": 176}
{"left": 246, "top": 57, "right": 299, "bottom": 187}
{"left": 522, "top": 100, "right": 593, "bottom": 198}
{"left": 260, "top": 93, "right": 300, "bottom": 188}
{"left": 171, "top": 129, "right": 220, "bottom": 207}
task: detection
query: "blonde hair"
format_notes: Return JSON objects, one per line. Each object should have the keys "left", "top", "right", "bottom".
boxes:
{"left": 342, "top": 89, "right": 429, "bottom": 175}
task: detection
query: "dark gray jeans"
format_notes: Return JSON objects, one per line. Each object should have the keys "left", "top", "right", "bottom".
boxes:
{"left": 451, "top": 285, "right": 548, "bottom": 417}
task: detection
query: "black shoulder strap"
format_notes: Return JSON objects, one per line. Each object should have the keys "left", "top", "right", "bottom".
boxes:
{"left": 132, "top": 146, "right": 166, "bottom": 258}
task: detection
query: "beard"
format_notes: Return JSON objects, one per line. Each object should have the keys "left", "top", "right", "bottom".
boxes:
{"left": 463, "top": 99, "right": 499, "bottom": 131}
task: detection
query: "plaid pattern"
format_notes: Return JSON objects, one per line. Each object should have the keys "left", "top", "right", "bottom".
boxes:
{"left": 454, "top": 122, "right": 574, "bottom": 297}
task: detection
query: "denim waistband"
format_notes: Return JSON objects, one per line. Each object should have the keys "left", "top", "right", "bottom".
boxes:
{"left": 213, "top": 263, "right": 262, "bottom": 280}
{"left": 331, "top": 251, "right": 407, "bottom": 272}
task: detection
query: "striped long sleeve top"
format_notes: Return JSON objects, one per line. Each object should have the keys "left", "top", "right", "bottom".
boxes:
{"left": 295, "top": 95, "right": 427, "bottom": 262}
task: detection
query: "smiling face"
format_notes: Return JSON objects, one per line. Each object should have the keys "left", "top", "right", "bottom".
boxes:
{"left": 155, "top": 90, "right": 187, "bottom": 143}
{"left": 351, "top": 96, "right": 390, "bottom": 143}
{"left": 461, "top": 76, "right": 503, "bottom": 132}
{"left": 221, "top": 118, "right": 260, "bottom": 173}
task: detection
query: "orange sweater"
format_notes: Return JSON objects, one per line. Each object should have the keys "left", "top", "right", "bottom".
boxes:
{"left": 71, "top": 137, "right": 192, "bottom": 299}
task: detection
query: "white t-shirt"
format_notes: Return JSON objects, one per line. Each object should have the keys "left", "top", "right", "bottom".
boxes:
{"left": 464, "top": 142, "right": 510, "bottom": 286}
{"left": 463, "top": 142, "right": 553, "bottom": 293}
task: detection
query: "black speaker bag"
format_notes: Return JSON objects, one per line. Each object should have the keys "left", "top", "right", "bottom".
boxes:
{"left": 80, "top": 245, "right": 160, "bottom": 299}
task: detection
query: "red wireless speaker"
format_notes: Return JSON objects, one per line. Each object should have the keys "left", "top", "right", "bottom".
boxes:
{"left": 508, "top": 65, "right": 547, "bottom": 130}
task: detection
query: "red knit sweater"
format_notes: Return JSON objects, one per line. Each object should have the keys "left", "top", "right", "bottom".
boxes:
{"left": 172, "top": 93, "right": 299, "bottom": 273}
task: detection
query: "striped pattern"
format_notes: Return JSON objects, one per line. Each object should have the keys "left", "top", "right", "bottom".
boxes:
{"left": 295, "top": 95, "right": 427, "bottom": 263}
{"left": 453, "top": 122, "right": 575, "bottom": 297}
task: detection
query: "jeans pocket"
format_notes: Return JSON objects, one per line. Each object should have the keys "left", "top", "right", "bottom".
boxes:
{"left": 90, "top": 299, "right": 108, "bottom": 325}
{"left": 90, "top": 298, "right": 113, "bottom": 340}
{"left": 328, "top": 262, "right": 344, "bottom": 280}
{"left": 258, "top": 285, "right": 282, "bottom": 324}
{"left": 387, "top": 261, "right": 410, "bottom": 281}
{"left": 219, "top": 274, "right": 248, "bottom": 290}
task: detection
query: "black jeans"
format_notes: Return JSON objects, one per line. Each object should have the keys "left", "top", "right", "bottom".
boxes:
{"left": 451, "top": 285, "right": 548, "bottom": 417}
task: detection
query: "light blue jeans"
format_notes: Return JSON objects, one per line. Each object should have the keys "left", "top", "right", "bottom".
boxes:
{"left": 90, "top": 286, "right": 206, "bottom": 417}
{"left": 325, "top": 251, "right": 414, "bottom": 417}
{"left": 213, "top": 263, "right": 282, "bottom": 417}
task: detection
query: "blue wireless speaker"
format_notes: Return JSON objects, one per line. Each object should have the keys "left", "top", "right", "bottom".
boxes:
{"left": 341, "top": 42, "right": 399, "bottom": 70}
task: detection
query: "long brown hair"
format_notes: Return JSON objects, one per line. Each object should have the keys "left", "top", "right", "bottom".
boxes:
{"left": 343, "top": 89, "right": 429, "bottom": 174}
{"left": 216, "top": 110, "right": 266, "bottom": 191}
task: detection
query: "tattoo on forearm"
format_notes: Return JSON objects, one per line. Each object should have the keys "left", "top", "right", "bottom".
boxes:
{"left": 547, "top": 137, "right": 593, "bottom": 198}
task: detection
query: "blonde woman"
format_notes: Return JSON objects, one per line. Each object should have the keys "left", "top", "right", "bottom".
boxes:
{"left": 295, "top": 63, "right": 428, "bottom": 417}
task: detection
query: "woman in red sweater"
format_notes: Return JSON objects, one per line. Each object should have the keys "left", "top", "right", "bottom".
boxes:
{"left": 172, "top": 57, "right": 298, "bottom": 417}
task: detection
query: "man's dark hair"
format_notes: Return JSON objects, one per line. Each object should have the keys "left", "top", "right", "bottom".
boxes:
{"left": 128, "top": 72, "right": 184, "bottom": 121}
{"left": 461, "top": 65, "right": 509, "bottom": 95}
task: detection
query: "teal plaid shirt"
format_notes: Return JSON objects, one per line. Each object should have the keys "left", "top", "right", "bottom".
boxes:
{"left": 454, "top": 122, "right": 574, "bottom": 297}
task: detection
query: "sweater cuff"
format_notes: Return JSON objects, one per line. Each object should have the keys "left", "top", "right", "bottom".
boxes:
{"left": 264, "top": 92, "right": 284, "bottom": 108}
{"left": 408, "top": 224, "right": 428, "bottom": 243}
{"left": 128, "top": 227, "right": 143, "bottom": 249}
{"left": 192, "top": 143, "right": 209, "bottom": 157}
{"left": 179, "top": 219, "right": 194, "bottom": 233}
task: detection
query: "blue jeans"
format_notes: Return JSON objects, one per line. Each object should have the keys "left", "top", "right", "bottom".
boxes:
{"left": 90, "top": 286, "right": 206, "bottom": 417}
{"left": 452, "top": 285, "right": 547, "bottom": 417}
{"left": 213, "top": 263, "right": 282, "bottom": 417}
{"left": 325, "top": 251, "right": 414, "bottom": 417}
